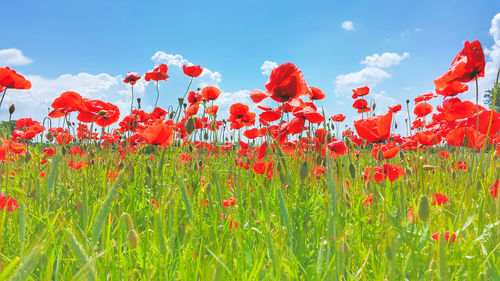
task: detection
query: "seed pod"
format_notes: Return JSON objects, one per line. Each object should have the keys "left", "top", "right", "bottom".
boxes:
{"left": 418, "top": 195, "right": 430, "bottom": 223}
{"left": 146, "top": 166, "right": 151, "bottom": 175}
{"left": 394, "top": 122, "right": 398, "bottom": 129}
{"left": 203, "top": 132, "right": 209, "bottom": 140}
{"left": 377, "top": 149, "right": 384, "bottom": 162}
{"left": 9, "top": 104, "right": 15, "bottom": 115}
{"left": 423, "top": 165, "right": 437, "bottom": 171}
{"left": 24, "top": 150, "right": 32, "bottom": 162}
{"left": 185, "top": 118, "right": 195, "bottom": 135}
{"left": 128, "top": 229, "right": 139, "bottom": 249}
{"left": 349, "top": 162, "right": 356, "bottom": 179}
{"left": 206, "top": 182, "right": 212, "bottom": 195}
{"left": 46, "top": 131, "right": 54, "bottom": 142}
{"left": 178, "top": 98, "right": 184, "bottom": 107}
{"left": 405, "top": 167, "right": 412, "bottom": 176}
{"left": 169, "top": 112, "right": 175, "bottom": 119}
{"left": 372, "top": 103, "right": 376, "bottom": 110}
{"left": 315, "top": 154, "right": 323, "bottom": 165}
{"left": 276, "top": 162, "right": 282, "bottom": 173}
{"left": 299, "top": 161, "right": 309, "bottom": 181}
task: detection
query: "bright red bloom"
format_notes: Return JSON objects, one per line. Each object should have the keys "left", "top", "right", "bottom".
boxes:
{"left": 123, "top": 72, "right": 141, "bottom": 85}
{"left": 352, "top": 86, "right": 369, "bottom": 99}
{"left": 201, "top": 86, "right": 221, "bottom": 101}
{"left": 228, "top": 103, "right": 256, "bottom": 129}
{"left": 435, "top": 80, "right": 468, "bottom": 97}
{"left": 432, "top": 193, "right": 449, "bottom": 206}
{"left": 434, "top": 40, "right": 485, "bottom": 94}
{"left": 331, "top": 114, "right": 346, "bottom": 122}
{"left": 141, "top": 121, "right": 175, "bottom": 147}
{"left": 490, "top": 180, "right": 499, "bottom": 198}
{"left": 265, "top": 63, "right": 308, "bottom": 103}
{"left": 49, "top": 91, "right": 83, "bottom": 118}
{"left": 206, "top": 105, "right": 218, "bottom": 115}
{"left": 327, "top": 140, "right": 348, "bottom": 155}
{"left": 354, "top": 111, "right": 393, "bottom": 143}
{"left": 441, "top": 97, "right": 476, "bottom": 121}
{"left": 308, "top": 86, "right": 326, "bottom": 100}
{"left": 68, "top": 159, "right": 88, "bottom": 169}
{"left": 43, "top": 147, "right": 56, "bottom": 156}
{"left": 250, "top": 89, "right": 270, "bottom": 103}
{"left": 414, "top": 92, "right": 437, "bottom": 104}
{"left": 0, "top": 193, "right": 19, "bottom": 212}
{"left": 252, "top": 161, "right": 266, "bottom": 174}
{"left": 370, "top": 142, "right": 400, "bottom": 160}
{"left": 222, "top": 196, "right": 235, "bottom": 208}
{"left": 352, "top": 99, "right": 369, "bottom": 113}
{"left": 439, "top": 151, "right": 450, "bottom": 159}
{"left": 365, "top": 163, "right": 405, "bottom": 183}
{"left": 77, "top": 99, "right": 121, "bottom": 127}
{"left": 145, "top": 64, "right": 169, "bottom": 82}
{"left": 182, "top": 65, "right": 203, "bottom": 78}
{"left": 0, "top": 67, "right": 31, "bottom": 89}
{"left": 55, "top": 132, "right": 73, "bottom": 145}
{"left": 363, "top": 194, "right": 373, "bottom": 206}
{"left": 187, "top": 91, "right": 202, "bottom": 104}
{"left": 388, "top": 104, "right": 402, "bottom": 113}
{"left": 413, "top": 102, "right": 433, "bottom": 117}
{"left": 432, "top": 232, "right": 456, "bottom": 243}
{"left": 416, "top": 131, "right": 441, "bottom": 146}
{"left": 456, "top": 161, "right": 467, "bottom": 170}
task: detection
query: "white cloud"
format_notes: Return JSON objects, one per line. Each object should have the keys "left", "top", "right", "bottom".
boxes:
{"left": 341, "top": 21, "right": 354, "bottom": 31}
{"left": 478, "top": 13, "right": 500, "bottom": 105}
{"left": 0, "top": 48, "right": 33, "bottom": 66}
{"left": 151, "top": 51, "right": 221, "bottom": 87}
{"left": 335, "top": 66, "right": 390, "bottom": 91}
{"left": 260, "top": 60, "right": 278, "bottom": 75}
{"left": 361, "top": 52, "right": 410, "bottom": 68}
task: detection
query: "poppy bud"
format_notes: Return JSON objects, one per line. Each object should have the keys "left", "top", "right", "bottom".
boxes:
{"left": 372, "top": 103, "right": 376, "bottom": 110}
{"left": 399, "top": 151, "right": 405, "bottom": 159}
{"left": 406, "top": 99, "right": 410, "bottom": 104}
{"left": 9, "top": 104, "right": 15, "bottom": 115}
{"left": 46, "top": 131, "right": 54, "bottom": 142}
{"left": 423, "top": 165, "right": 437, "bottom": 171}
{"left": 276, "top": 162, "right": 282, "bottom": 172}
{"left": 405, "top": 167, "right": 412, "bottom": 176}
{"left": 169, "top": 112, "right": 175, "bottom": 119}
{"left": 377, "top": 149, "right": 384, "bottom": 162}
{"left": 25, "top": 150, "right": 32, "bottom": 162}
{"left": 326, "top": 134, "right": 332, "bottom": 143}
{"left": 178, "top": 98, "right": 184, "bottom": 107}
{"left": 98, "top": 110, "right": 107, "bottom": 116}
{"left": 127, "top": 229, "right": 139, "bottom": 249}
{"left": 394, "top": 122, "right": 398, "bottom": 129}
{"left": 185, "top": 118, "right": 195, "bottom": 135}
{"left": 299, "top": 161, "right": 309, "bottom": 181}
{"left": 206, "top": 182, "right": 212, "bottom": 195}
{"left": 136, "top": 98, "right": 142, "bottom": 108}
{"left": 349, "top": 162, "right": 356, "bottom": 179}
{"left": 315, "top": 155, "right": 322, "bottom": 165}
{"left": 67, "top": 121, "right": 72, "bottom": 127}
{"left": 203, "top": 132, "right": 209, "bottom": 140}
{"left": 418, "top": 195, "right": 430, "bottom": 223}
{"left": 146, "top": 166, "right": 151, "bottom": 175}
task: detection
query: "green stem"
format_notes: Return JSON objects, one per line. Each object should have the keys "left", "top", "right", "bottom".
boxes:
{"left": 154, "top": 81, "right": 160, "bottom": 109}
{"left": 0, "top": 89, "right": 7, "bottom": 109}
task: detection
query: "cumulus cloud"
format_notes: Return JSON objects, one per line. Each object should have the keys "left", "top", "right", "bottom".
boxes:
{"left": 341, "top": 21, "right": 354, "bottom": 31}
{"left": 260, "top": 61, "right": 278, "bottom": 75}
{"left": 478, "top": 13, "right": 500, "bottom": 104}
{"left": 335, "top": 67, "right": 390, "bottom": 91}
{"left": 361, "top": 52, "right": 410, "bottom": 68}
{"left": 151, "top": 51, "right": 221, "bottom": 87}
{"left": 0, "top": 48, "right": 33, "bottom": 66}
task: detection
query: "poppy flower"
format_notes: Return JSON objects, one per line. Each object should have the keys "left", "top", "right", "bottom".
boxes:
{"left": 435, "top": 80, "right": 468, "bottom": 97}
{"left": 228, "top": 103, "right": 256, "bottom": 129}
{"left": 432, "top": 193, "right": 449, "bottom": 206}
{"left": 250, "top": 89, "right": 270, "bottom": 103}
{"left": 432, "top": 232, "right": 456, "bottom": 243}
{"left": 413, "top": 103, "right": 433, "bottom": 117}
{"left": 265, "top": 63, "right": 309, "bottom": 103}
{"left": 67, "top": 159, "right": 88, "bottom": 169}
{"left": 434, "top": 40, "right": 485, "bottom": 93}
{"left": 187, "top": 91, "right": 202, "bottom": 104}
{"left": 327, "top": 140, "right": 348, "bottom": 155}
{"left": 439, "top": 151, "right": 450, "bottom": 159}
{"left": 141, "top": 121, "right": 175, "bottom": 147}
{"left": 182, "top": 65, "right": 203, "bottom": 78}
{"left": 352, "top": 99, "right": 369, "bottom": 113}
{"left": 49, "top": 91, "right": 83, "bottom": 118}
{"left": 352, "top": 86, "right": 369, "bottom": 99}
{"left": 370, "top": 142, "right": 400, "bottom": 160}
{"left": 56, "top": 132, "right": 73, "bottom": 145}
{"left": 388, "top": 104, "right": 402, "bottom": 113}
{"left": 222, "top": 196, "right": 235, "bottom": 208}
{"left": 354, "top": 111, "right": 393, "bottom": 143}
{"left": 414, "top": 92, "right": 437, "bottom": 104}
{"left": 123, "top": 72, "right": 141, "bottom": 85}
{"left": 308, "top": 86, "right": 326, "bottom": 100}
{"left": 0, "top": 67, "right": 32, "bottom": 89}
{"left": 416, "top": 131, "right": 441, "bottom": 146}
{"left": 201, "top": 86, "right": 221, "bottom": 101}
{"left": 331, "top": 114, "right": 346, "bottom": 122}
{"left": 366, "top": 163, "right": 405, "bottom": 183}
{"left": 252, "top": 161, "right": 266, "bottom": 174}
{"left": 206, "top": 105, "right": 218, "bottom": 115}
{"left": 77, "top": 99, "right": 121, "bottom": 127}
{"left": 43, "top": 147, "right": 56, "bottom": 156}
{"left": 441, "top": 97, "right": 476, "bottom": 121}
{"left": 363, "top": 194, "right": 373, "bottom": 206}
{"left": 0, "top": 193, "right": 19, "bottom": 212}
{"left": 145, "top": 64, "right": 169, "bottom": 82}
{"left": 490, "top": 180, "right": 499, "bottom": 198}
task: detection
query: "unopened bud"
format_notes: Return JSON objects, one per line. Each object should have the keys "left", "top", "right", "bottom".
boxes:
{"left": 185, "top": 118, "right": 195, "bottom": 135}
{"left": 299, "top": 161, "right": 309, "bottom": 181}
{"left": 9, "top": 104, "right": 15, "bottom": 115}
{"left": 418, "top": 195, "right": 430, "bottom": 223}
{"left": 128, "top": 229, "right": 139, "bottom": 249}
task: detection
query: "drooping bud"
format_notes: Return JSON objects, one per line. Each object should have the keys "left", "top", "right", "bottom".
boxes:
{"left": 9, "top": 104, "right": 15, "bottom": 115}
{"left": 185, "top": 117, "right": 195, "bottom": 135}
{"left": 128, "top": 229, "right": 139, "bottom": 249}
{"left": 349, "top": 162, "right": 356, "bottom": 179}
{"left": 299, "top": 161, "right": 309, "bottom": 181}
{"left": 418, "top": 195, "right": 430, "bottom": 223}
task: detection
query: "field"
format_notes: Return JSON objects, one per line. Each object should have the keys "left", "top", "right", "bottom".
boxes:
{"left": 0, "top": 40, "right": 499, "bottom": 280}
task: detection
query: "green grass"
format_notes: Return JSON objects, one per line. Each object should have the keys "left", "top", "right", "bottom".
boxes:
{"left": 0, "top": 139, "right": 498, "bottom": 280}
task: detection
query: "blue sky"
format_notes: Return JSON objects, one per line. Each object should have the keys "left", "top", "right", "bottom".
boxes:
{"left": 1, "top": 0, "right": 499, "bottom": 131}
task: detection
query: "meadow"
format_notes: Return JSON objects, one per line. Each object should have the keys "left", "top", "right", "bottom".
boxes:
{"left": 0, "top": 40, "right": 498, "bottom": 280}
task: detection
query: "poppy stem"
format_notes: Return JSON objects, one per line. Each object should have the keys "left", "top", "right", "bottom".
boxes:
{"left": 0, "top": 89, "right": 7, "bottom": 109}
{"left": 406, "top": 101, "right": 412, "bottom": 136}
{"left": 475, "top": 77, "right": 479, "bottom": 149}
{"left": 154, "top": 81, "right": 160, "bottom": 109}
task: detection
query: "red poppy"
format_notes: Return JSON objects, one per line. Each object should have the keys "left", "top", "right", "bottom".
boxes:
{"left": 222, "top": 196, "right": 235, "bottom": 208}
{"left": 490, "top": 180, "right": 499, "bottom": 198}
{"left": 388, "top": 104, "right": 402, "bottom": 113}
{"left": 432, "top": 232, "right": 456, "bottom": 243}
{"left": 67, "top": 159, "right": 88, "bottom": 169}
{"left": 413, "top": 103, "right": 433, "bottom": 118}
{"left": 354, "top": 111, "right": 392, "bottom": 143}
{"left": 206, "top": 105, "right": 218, "bottom": 115}
{"left": 370, "top": 142, "right": 400, "bottom": 160}
{"left": 432, "top": 193, "right": 449, "bottom": 206}
{"left": 49, "top": 91, "right": 83, "bottom": 118}
{"left": 77, "top": 99, "right": 121, "bottom": 127}
{"left": 141, "top": 121, "right": 175, "bottom": 147}
{"left": 124, "top": 72, "right": 141, "bottom": 85}
{"left": 43, "top": 147, "right": 56, "bottom": 156}
{"left": 145, "top": 64, "right": 169, "bottom": 82}
{"left": 363, "top": 194, "right": 373, "bottom": 206}
{"left": 435, "top": 80, "right": 468, "bottom": 97}
{"left": 331, "top": 114, "right": 346, "bottom": 122}
{"left": 441, "top": 97, "right": 476, "bottom": 121}
{"left": 56, "top": 132, "right": 73, "bottom": 145}
{"left": 201, "top": 86, "right": 221, "bottom": 101}
{"left": 265, "top": 63, "right": 309, "bottom": 103}
{"left": 352, "top": 86, "right": 369, "bottom": 99}
{"left": 416, "top": 131, "right": 441, "bottom": 145}
{"left": 308, "top": 86, "right": 326, "bottom": 100}
{"left": 228, "top": 103, "right": 256, "bottom": 129}
{"left": 187, "top": 91, "right": 202, "bottom": 104}
{"left": 0, "top": 193, "right": 19, "bottom": 212}
{"left": 352, "top": 99, "right": 369, "bottom": 113}
{"left": 327, "top": 140, "right": 348, "bottom": 155}
{"left": 183, "top": 65, "right": 203, "bottom": 77}
{"left": 0, "top": 67, "right": 32, "bottom": 89}
{"left": 439, "top": 151, "right": 450, "bottom": 159}
{"left": 414, "top": 92, "right": 437, "bottom": 104}
{"left": 250, "top": 89, "right": 270, "bottom": 103}
{"left": 434, "top": 40, "right": 485, "bottom": 94}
